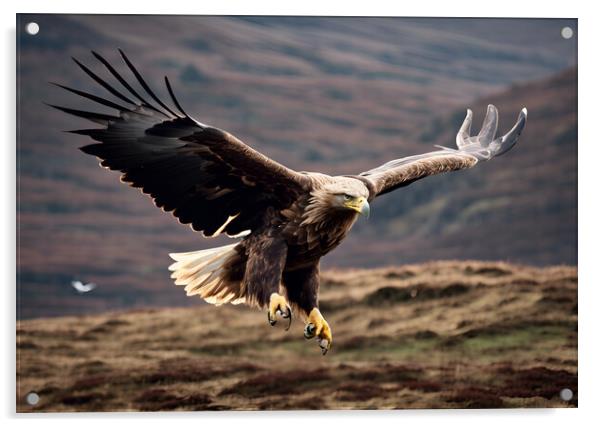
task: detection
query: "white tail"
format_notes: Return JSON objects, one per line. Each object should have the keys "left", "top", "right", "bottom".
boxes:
{"left": 168, "top": 244, "right": 245, "bottom": 306}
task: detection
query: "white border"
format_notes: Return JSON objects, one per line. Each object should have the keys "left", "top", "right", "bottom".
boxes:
{"left": 7, "top": 0, "right": 582, "bottom": 17}
{"left": 3, "top": 1, "right": 600, "bottom": 426}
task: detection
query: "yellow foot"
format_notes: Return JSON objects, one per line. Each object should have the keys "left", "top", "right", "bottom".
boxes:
{"left": 267, "top": 293, "right": 292, "bottom": 331}
{"left": 304, "top": 308, "right": 332, "bottom": 355}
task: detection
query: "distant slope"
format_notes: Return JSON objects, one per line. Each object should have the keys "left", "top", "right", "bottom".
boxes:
{"left": 16, "top": 15, "right": 577, "bottom": 318}
{"left": 17, "top": 261, "right": 577, "bottom": 411}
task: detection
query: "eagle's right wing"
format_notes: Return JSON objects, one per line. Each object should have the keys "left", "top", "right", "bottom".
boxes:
{"left": 50, "top": 50, "right": 311, "bottom": 238}
{"left": 358, "top": 105, "right": 527, "bottom": 198}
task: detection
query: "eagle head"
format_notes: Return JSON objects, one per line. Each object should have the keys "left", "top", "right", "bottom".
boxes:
{"left": 327, "top": 178, "right": 370, "bottom": 217}
{"left": 303, "top": 177, "right": 370, "bottom": 226}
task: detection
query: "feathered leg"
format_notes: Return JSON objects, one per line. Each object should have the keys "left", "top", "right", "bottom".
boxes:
{"left": 283, "top": 263, "right": 332, "bottom": 355}
{"left": 243, "top": 237, "right": 291, "bottom": 329}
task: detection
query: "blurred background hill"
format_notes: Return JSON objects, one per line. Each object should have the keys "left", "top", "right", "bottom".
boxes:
{"left": 17, "top": 15, "right": 577, "bottom": 318}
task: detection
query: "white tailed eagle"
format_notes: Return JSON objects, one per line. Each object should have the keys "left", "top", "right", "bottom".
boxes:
{"left": 51, "top": 50, "right": 527, "bottom": 354}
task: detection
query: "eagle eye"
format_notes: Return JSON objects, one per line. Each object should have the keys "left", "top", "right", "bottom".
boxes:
{"left": 343, "top": 194, "right": 353, "bottom": 201}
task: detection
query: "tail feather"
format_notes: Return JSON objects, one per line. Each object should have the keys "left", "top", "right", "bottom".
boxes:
{"left": 185, "top": 268, "right": 221, "bottom": 295}
{"left": 169, "top": 243, "right": 244, "bottom": 305}
{"left": 173, "top": 255, "right": 223, "bottom": 285}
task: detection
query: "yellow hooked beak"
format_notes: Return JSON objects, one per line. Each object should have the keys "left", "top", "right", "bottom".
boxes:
{"left": 345, "top": 197, "right": 370, "bottom": 217}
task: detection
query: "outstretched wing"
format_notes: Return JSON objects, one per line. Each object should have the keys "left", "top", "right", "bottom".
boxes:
{"left": 357, "top": 105, "right": 527, "bottom": 198}
{"left": 50, "top": 50, "right": 311, "bottom": 238}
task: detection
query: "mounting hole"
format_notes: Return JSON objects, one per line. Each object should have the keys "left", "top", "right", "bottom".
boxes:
{"left": 25, "top": 392, "right": 40, "bottom": 406}
{"left": 25, "top": 22, "right": 40, "bottom": 35}
{"left": 559, "top": 388, "right": 573, "bottom": 401}
{"left": 561, "top": 27, "right": 573, "bottom": 40}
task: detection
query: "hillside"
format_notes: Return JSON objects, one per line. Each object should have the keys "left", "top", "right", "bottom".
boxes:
{"left": 352, "top": 67, "right": 577, "bottom": 266}
{"left": 17, "top": 261, "right": 577, "bottom": 411}
{"left": 17, "top": 15, "right": 577, "bottom": 318}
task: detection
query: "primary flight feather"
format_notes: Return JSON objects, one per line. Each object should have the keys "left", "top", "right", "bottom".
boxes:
{"left": 52, "top": 50, "right": 527, "bottom": 355}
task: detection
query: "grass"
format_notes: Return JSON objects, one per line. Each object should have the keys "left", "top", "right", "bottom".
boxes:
{"left": 16, "top": 260, "right": 577, "bottom": 411}
{"left": 335, "top": 335, "right": 440, "bottom": 361}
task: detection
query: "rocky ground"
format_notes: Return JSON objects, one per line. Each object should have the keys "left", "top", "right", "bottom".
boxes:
{"left": 16, "top": 261, "right": 577, "bottom": 411}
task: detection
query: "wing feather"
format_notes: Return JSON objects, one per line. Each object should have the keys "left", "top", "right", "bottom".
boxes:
{"left": 358, "top": 106, "right": 527, "bottom": 198}
{"left": 51, "top": 51, "right": 310, "bottom": 238}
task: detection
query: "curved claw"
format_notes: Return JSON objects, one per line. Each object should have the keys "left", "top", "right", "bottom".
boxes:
{"left": 318, "top": 338, "right": 330, "bottom": 355}
{"left": 304, "top": 323, "right": 316, "bottom": 339}
{"left": 267, "top": 311, "right": 276, "bottom": 326}
{"left": 304, "top": 308, "right": 333, "bottom": 355}
{"left": 281, "top": 306, "right": 292, "bottom": 331}
{"left": 267, "top": 293, "right": 292, "bottom": 330}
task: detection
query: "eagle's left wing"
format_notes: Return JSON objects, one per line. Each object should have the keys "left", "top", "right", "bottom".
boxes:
{"left": 357, "top": 105, "right": 527, "bottom": 199}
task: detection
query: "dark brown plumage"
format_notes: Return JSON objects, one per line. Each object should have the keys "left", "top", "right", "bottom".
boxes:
{"left": 52, "top": 51, "right": 527, "bottom": 354}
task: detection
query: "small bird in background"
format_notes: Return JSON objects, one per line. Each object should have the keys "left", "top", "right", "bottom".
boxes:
{"left": 71, "top": 280, "right": 97, "bottom": 294}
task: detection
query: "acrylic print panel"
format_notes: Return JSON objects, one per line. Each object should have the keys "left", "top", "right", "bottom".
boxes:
{"left": 16, "top": 14, "right": 577, "bottom": 411}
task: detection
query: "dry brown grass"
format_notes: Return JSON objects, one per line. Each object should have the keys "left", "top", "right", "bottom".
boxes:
{"left": 16, "top": 261, "right": 577, "bottom": 411}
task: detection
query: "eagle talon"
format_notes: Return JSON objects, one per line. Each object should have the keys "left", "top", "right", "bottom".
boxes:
{"left": 304, "top": 308, "right": 332, "bottom": 354}
{"left": 267, "top": 311, "right": 277, "bottom": 326}
{"left": 282, "top": 306, "right": 292, "bottom": 331}
{"left": 319, "top": 338, "right": 330, "bottom": 355}
{"left": 304, "top": 323, "right": 316, "bottom": 339}
{"left": 268, "top": 293, "right": 292, "bottom": 330}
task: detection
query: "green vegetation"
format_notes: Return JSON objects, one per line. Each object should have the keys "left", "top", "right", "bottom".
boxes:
{"left": 17, "top": 261, "right": 577, "bottom": 411}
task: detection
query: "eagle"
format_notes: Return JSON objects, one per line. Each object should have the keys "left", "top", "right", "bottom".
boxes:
{"left": 51, "top": 50, "right": 527, "bottom": 354}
